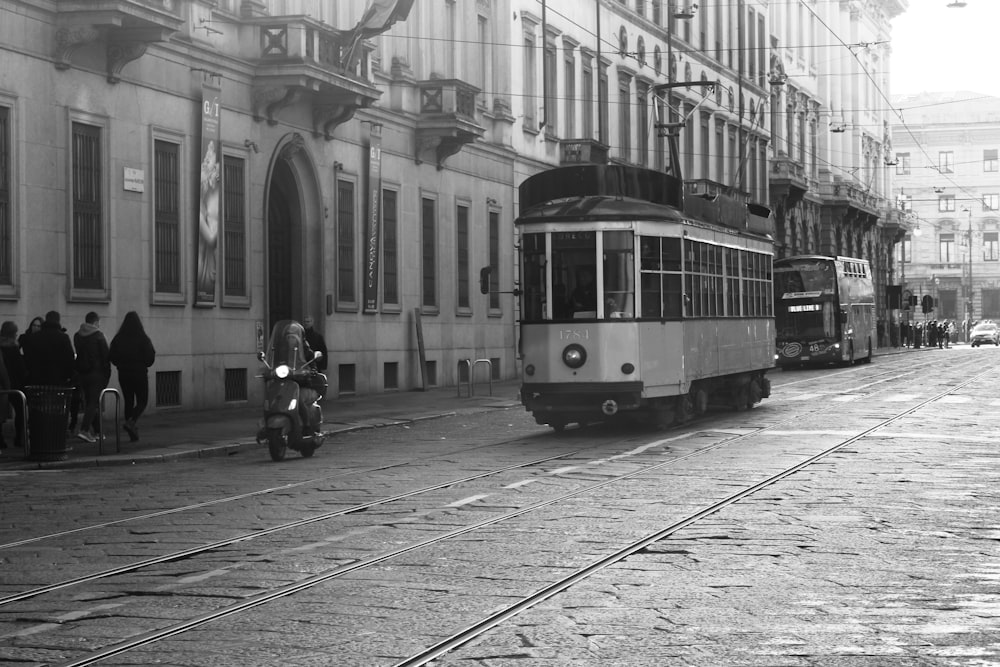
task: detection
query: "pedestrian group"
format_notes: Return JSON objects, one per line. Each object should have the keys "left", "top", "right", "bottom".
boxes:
{"left": 0, "top": 310, "right": 155, "bottom": 449}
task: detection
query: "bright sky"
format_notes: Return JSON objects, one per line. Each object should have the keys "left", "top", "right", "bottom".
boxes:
{"left": 891, "top": 1, "right": 1000, "bottom": 98}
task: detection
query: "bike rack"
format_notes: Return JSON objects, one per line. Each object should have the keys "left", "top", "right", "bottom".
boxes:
{"left": 0, "top": 389, "right": 27, "bottom": 455}
{"left": 457, "top": 358, "right": 493, "bottom": 398}
{"left": 97, "top": 387, "right": 122, "bottom": 455}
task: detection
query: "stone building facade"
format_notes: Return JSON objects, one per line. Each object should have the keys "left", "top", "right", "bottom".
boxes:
{"left": 891, "top": 92, "right": 1000, "bottom": 331}
{"left": 0, "top": 0, "right": 910, "bottom": 414}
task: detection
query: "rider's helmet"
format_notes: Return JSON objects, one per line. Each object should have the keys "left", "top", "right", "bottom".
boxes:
{"left": 265, "top": 320, "right": 315, "bottom": 376}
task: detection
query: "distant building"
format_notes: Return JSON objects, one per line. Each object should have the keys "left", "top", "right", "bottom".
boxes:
{"left": 891, "top": 92, "right": 1000, "bottom": 327}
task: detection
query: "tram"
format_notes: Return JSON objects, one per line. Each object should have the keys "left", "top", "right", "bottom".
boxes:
{"left": 516, "top": 163, "right": 775, "bottom": 430}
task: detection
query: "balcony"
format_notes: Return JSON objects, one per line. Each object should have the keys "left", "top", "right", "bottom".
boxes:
{"left": 247, "top": 16, "right": 382, "bottom": 139}
{"left": 769, "top": 156, "right": 810, "bottom": 205}
{"left": 54, "top": 0, "right": 184, "bottom": 82}
{"left": 415, "top": 79, "right": 485, "bottom": 169}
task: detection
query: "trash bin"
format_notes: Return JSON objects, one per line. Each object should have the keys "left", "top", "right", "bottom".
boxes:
{"left": 25, "top": 385, "right": 72, "bottom": 462}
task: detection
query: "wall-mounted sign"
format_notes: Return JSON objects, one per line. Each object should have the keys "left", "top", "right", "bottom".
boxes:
{"left": 123, "top": 167, "right": 145, "bottom": 193}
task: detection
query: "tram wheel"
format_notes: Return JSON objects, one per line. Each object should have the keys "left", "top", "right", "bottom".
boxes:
{"left": 549, "top": 419, "right": 568, "bottom": 432}
{"left": 676, "top": 395, "right": 695, "bottom": 423}
{"left": 732, "top": 385, "right": 750, "bottom": 411}
{"left": 748, "top": 378, "right": 763, "bottom": 406}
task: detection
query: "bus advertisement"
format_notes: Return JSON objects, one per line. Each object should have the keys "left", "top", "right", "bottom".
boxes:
{"left": 774, "top": 255, "right": 876, "bottom": 367}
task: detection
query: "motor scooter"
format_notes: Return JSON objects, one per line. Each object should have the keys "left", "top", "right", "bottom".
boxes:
{"left": 256, "top": 320, "right": 328, "bottom": 461}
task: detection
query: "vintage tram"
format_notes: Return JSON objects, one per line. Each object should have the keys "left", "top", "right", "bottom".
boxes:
{"left": 516, "top": 163, "right": 775, "bottom": 430}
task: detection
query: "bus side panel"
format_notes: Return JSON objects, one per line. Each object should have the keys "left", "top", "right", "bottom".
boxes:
{"left": 521, "top": 322, "right": 641, "bottom": 384}
{"left": 636, "top": 321, "right": 686, "bottom": 397}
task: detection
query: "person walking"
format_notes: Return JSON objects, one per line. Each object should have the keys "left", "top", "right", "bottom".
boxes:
{"left": 0, "top": 321, "right": 27, "bottom": 449}
{"left": 22, "top": 311, "right": 75, "bottom": 386}
{"left": 109, "top": 311, "right": 155, "bottom": 442}
{"left": 73, "top": 312, "right": 111, "bottom": 443}
{"left": 302, "top": 316, "right": 328, "bottom": 373}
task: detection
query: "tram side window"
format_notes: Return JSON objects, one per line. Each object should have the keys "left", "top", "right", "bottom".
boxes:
{"left": 521, "top": 233, "right": 547, "bottom": 321}
{"left": 639, "top": 236, "right": 683, "bottom": 318}
{"left": 684, "top": 239, "right": 725, "bottom": 317}
{"left": 741, "top": 251, "right": 773, "bottom": 316}
{"left": 725, "top": 247, "right": 740, "bottom": 316}
{"left": 603, "top": 231, "right": 635, "bottom": 318}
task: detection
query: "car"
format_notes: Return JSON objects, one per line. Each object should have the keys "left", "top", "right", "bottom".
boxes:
{"left": 970, "top": 322, "right": 1000, "bottom": 347}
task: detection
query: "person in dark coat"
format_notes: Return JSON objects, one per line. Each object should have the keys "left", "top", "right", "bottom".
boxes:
{"left": 109, "top": 311, "right": 155, "bottom": 442}
{"left": 302, "top": 316, "right": 328, "bottom": 372}
{"left": 73, "top": 312, "right": 111, "bottom": 443}
{"left": 22, "top": 311, "right": 75, "bottom": 386}
{"left": 0, "top": 321, "right": 27, "bottom": 449}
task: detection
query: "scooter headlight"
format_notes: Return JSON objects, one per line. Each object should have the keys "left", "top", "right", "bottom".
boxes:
{"left": 275, "top": 364, "right": 291, "bottom": 379}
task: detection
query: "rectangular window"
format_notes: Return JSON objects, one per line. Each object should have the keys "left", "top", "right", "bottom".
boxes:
{"left": 939, "top": 233, "right": 955, "bottom": 262}
{"left": 637, "top": 82, "right": 649, "bottom": 167}
{"left": 382, "top": 188, "right": 399, "bottom": 306}
{"left": 564, "top": 48, "right": 576, "bottom": 138}
{"left": 153, "top": 140, "right": 181, "bottom": 293}
{"left": 619, "top": 77, "right": 631, "bottom": 161}
{"left": 222, "top": 155, "right": 247, "bottom": 298}
{"left": 983, "top": 194, "right": 1000, "bottom": 211}
{"left": 939, "top": 151, "right": 954, "bottom": 173}
{"left": 155, "top": 370, "right": 181, "bottom": 407}
{"left": 544, "top": 39, "right": 557, "bottom": 136}
{"left": 477, "top": 16, "right": 489, "bottom": 104}
{"left": 489, "top": 209, "right": 500, "bottom": 310}
{"left": 72, "top": 122, "right": 103, "bottom": 290}
{"left": 985, "top": 231, "right": 999, "bottom": 261}
{"left": 895, "top": 152, "right": 910, "bottom": 175}
{"left": 640, "top": 236, "right": 682, "bottom": 319}
{"left": 598, "top": 63, "right": 609, "bottom": 145}
{"left": 457, "top": 203, "right": 470, "bottom": 309}
{"left": 938, "top": 195, "right": 955, "bottom": 212}
{"left": 897, "top": 194, "right": 912, "bottom": 212}
{"left": 985, "top": 149, "right": 998, "bottom": 172}
{"left": 901, "top": 237, "right": 912, "bottom": 263}
{"left": 421, "top": 196, "right": 437, "bottom": 308}
{"left": 337, "top": 179, "right": 356, "bottom": 304}
{"left": 523, "top": 33, "right": 537, "bottom": 129}
{"left": 0, "top": 106, "right": 10, "bottom": 286}
{"left": 582, "top": 56, "right": 594, "bottom": 139}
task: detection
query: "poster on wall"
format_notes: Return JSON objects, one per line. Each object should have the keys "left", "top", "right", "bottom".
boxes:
{"left": 362, "top": 123, "right": 383, "bottom": 313}
{"left": 196, "top": 82, "right": 221, "bottom": 306}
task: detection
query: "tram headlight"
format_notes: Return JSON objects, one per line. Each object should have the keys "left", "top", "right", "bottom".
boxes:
{"left": 562, "top": 344, "right": 587, "bottom": 369}
{"left": 525, "top": 364, "right": 535, "bottom": 376}
{"left": 275, "top": 364, "right": 291, "bottom": 379}
{"left": 621, "top": 363, "right": 635, "bottom": 375}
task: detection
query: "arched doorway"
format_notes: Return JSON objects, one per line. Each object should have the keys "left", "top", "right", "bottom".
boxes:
{"left": 267, "top": 158, "right": 298, "bottom": 329}
{"left": 264, "top": 134, "right": 325, "bottom": 333}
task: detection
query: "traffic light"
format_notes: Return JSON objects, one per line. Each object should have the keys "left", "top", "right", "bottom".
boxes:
{"left": 921, "top": 294, "right": 934, "bottom": 314}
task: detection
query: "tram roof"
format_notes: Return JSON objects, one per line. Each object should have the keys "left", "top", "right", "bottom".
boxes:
{"left": 517, "top": 164, "right": 773, "bottom": 238}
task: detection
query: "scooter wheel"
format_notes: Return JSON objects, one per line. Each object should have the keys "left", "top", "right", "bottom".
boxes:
{"left": 267, "top": 428, "right": 287, "bottom": 462}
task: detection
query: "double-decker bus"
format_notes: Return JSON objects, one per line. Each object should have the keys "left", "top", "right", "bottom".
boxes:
{"left": 773, "top": 255, "right": 876, "bottom": 367}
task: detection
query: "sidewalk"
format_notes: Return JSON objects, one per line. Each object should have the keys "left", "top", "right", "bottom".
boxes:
{"left": 0, "top": 380, "right": 523, "bottom": 470}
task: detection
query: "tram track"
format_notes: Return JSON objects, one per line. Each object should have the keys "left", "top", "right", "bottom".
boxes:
{"left": 0, "top": 352, "right": 967, "bottom": 611}
{"left": 2, "top": 354, "right": 994, "bottom": 666}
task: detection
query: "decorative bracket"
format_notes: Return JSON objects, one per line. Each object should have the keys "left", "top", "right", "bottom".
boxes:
{"left": 54, "top": 25, "right": 103, "bottom": 71}
{"left": 252, "top": 85, "right": 299, "bottom": 125}
{"left": 312, "top": 103, "right": 357, "bottom": 141}
{"left": 106, "top": 40, "right": 148, "bottom": 84}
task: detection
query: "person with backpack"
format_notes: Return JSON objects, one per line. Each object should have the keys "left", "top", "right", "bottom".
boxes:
{"left": 73, "top": 312, "right": 111, "bottom": 443}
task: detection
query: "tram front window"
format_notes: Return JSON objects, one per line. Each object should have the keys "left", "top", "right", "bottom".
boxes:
{"left": 552, "top": 231, "right": 598, "bottom": 319}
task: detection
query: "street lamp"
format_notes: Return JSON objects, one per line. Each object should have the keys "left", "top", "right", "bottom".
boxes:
{"left": 961, "top": 206, "right": 974, "bottom": 325}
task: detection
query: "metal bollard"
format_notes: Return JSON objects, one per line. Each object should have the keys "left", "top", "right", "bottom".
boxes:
{"left": 457, "top": 359, "right": 472, "bottom": 397}
{"left": 98, "top": 387, "right": 123, "bottom": 454}
{"left": 470, "top": 359, "right": 493, "bottom": 397}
